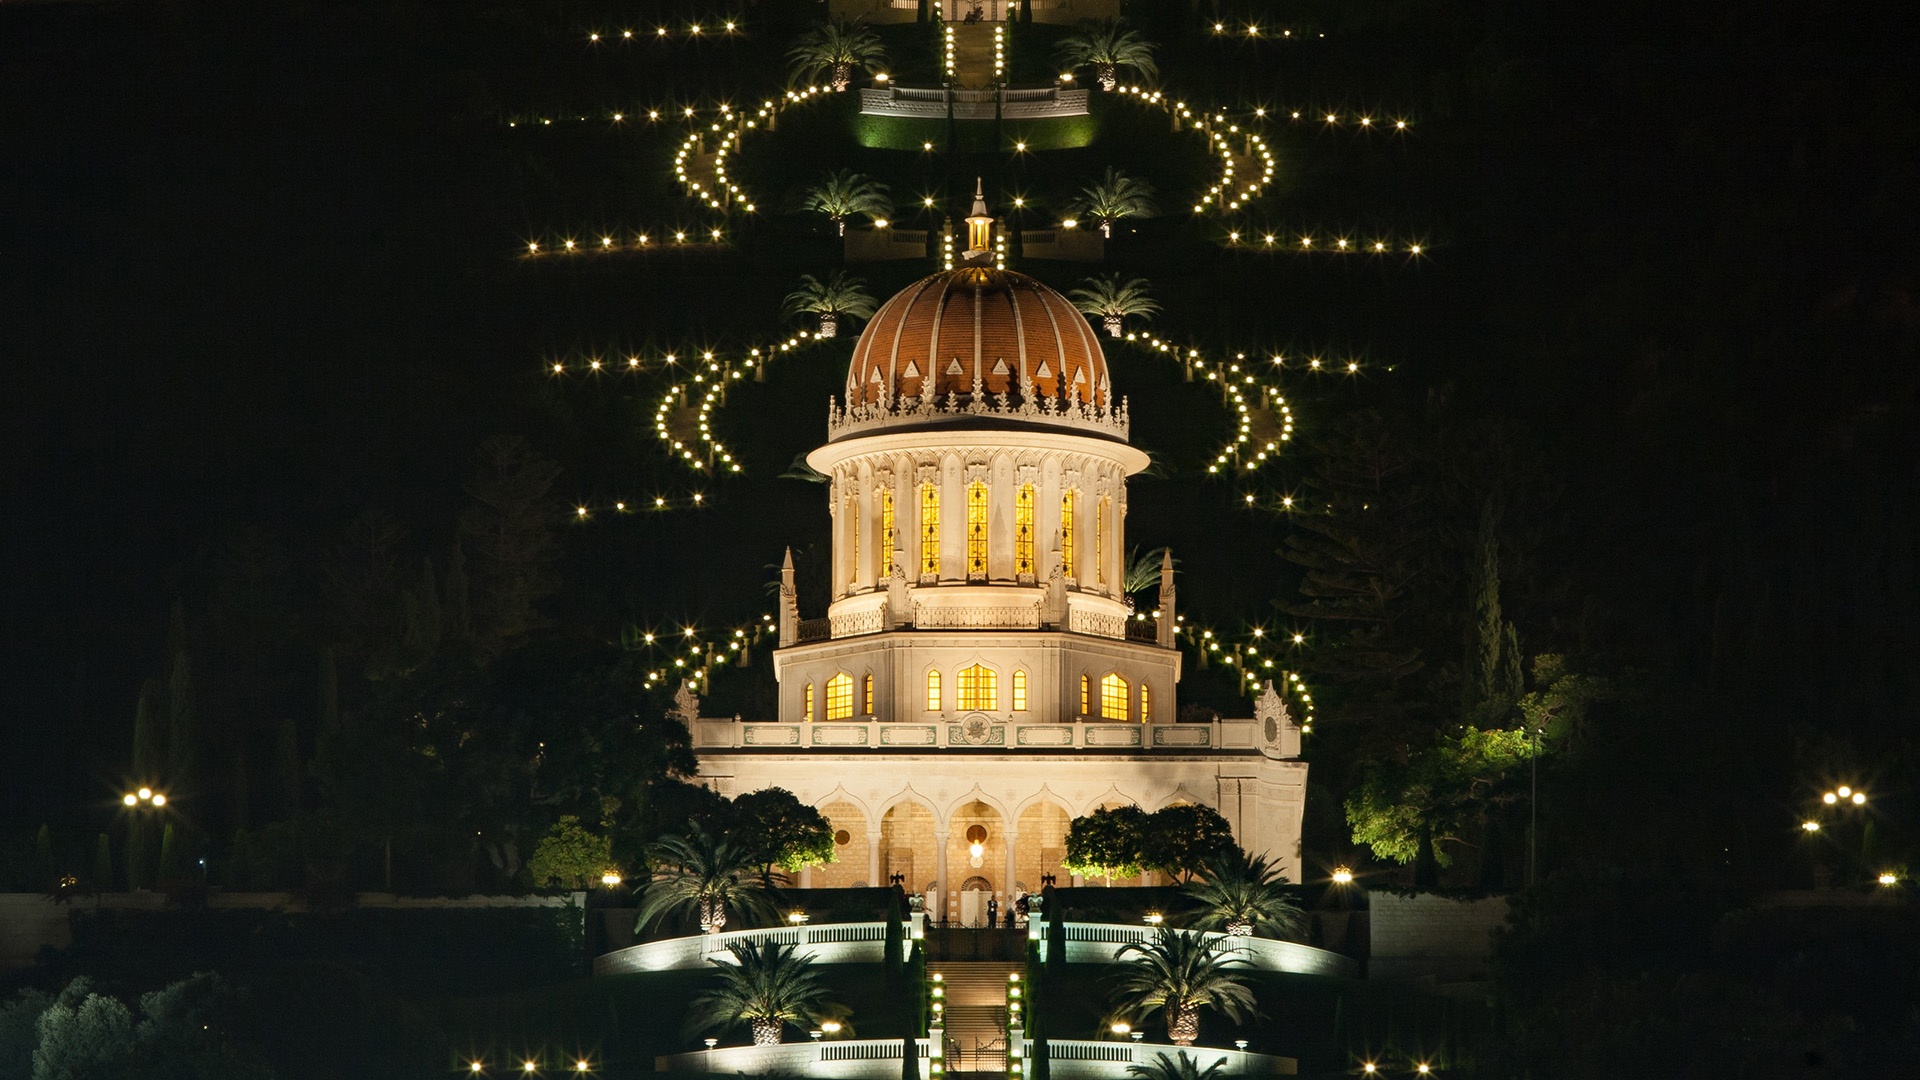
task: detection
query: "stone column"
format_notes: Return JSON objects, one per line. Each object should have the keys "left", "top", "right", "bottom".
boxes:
{"left": 1003, "top": 829, "right": 1020, "bottom": 897}
{"left": 869, "top": 835, "right": 882, "bottom": 887}
{"left": 933, "top": 828, "right": 950, "bottom": 918}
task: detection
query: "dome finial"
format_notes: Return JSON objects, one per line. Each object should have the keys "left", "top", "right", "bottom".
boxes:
{"left": 963, "top": 177, "right": 994, "bottom": 264}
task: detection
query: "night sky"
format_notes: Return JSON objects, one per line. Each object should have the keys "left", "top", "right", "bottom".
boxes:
{"left": 5, "top": 0, "right": 1916, "bottom": 859}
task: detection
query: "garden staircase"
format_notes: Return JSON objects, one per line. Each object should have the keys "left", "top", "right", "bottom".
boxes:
{"left": 934, "top": 960, "right": 1022, "bottom": 1074}
{"left": 948, "top": 23, "right": 998, "bottom": 91}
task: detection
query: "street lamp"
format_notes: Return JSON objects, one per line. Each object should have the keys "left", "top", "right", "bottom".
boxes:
{"left": 1330, "top": 867, "right": 1354, "bottom": 885}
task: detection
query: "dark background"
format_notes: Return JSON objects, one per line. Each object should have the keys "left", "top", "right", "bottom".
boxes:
{"left": 5, "top": 0, "right": 1916, "bottom": 880}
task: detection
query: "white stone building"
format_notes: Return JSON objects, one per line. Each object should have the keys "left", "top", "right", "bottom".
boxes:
{"left": 691, "top": 257, "right": 1306, "bottom": 921}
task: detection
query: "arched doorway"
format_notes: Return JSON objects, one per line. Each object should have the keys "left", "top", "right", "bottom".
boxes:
{"left": 880, "top": 800, "right": 935, "bottom": 898}
{"left": 1015, "top": 800, "right": 1071, "bottom": 891}
{"left": 812, "top": 799, "right": 870, "bottom": 888}
{"left": 945, "top": 800, "right": 1006, "bottom": 925}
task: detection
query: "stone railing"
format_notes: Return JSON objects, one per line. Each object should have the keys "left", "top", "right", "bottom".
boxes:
{"left": 828, "top": 389, "right": 1129, "bottom": 442}
{"left": 859, "top": 85, "right": 1089, "bottom": 120}
{"left": 1052, "top": 922, "right": 1359, "bottom": 978}
{"left": 832, "top": 609, "right": 888, "bottom": 637}
{"left": 796, "top": 617, "right": 833, "bottom": 643}
{"left": 1037, "top": 1040, "right": 1295, "bottom": 1077}
{"left": 692, "top": 718, "right": 1264, "bottom": 753}
{"left": 658, "top": 1037, "right": 931, "bottom": 1078}
{"left": 1068, "top": 609, "right": 1128, "bottom": 639}
{"left": 594, "top": 921, "right": 893, "bottom": 975}
{"left": 912, "top": 603, "right": 1041, "bottom": 629}
{"left": 656, "top": 1037, "right": 1289, "bottom": 1078}
{"left": 1001, "top": 87, "right": 1090, "bottom": 118}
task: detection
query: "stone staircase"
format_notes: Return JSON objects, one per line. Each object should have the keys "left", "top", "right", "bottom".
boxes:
{"left": 948, "top": 23, "right": 999, "bottom": 90}
{"left": 935, "top": 960, "right": 1022, "bottom": 1074}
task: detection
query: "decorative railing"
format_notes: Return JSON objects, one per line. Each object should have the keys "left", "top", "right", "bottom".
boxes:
{"left": 1125, "top": 618, "right": 1161, "bottom": 643}
{"left": 912, "top": 603, "right": 1041, "bottom": 629}
{"left": 691, "top": 718, "right": 1265, "bottom": 753}
{"left": 828, "top": 388, "right": 1129, "bottom": 442}
{"left": 831, "top": 609, "right": 888, "bottom": 637}
{"left": 1053, "top": 922, "right": 1360, "bottom": 978}
{"left": 796, "top": 617, "right": 833, "bottom": 643}
{"left": 1037, "top": 1041, "right": 1296, "bottom": 1077}
{"left": 657, "top": 1038, "right": 931, "bottom": 1077}
{"left": 1068, "top": 609, "right": 1128, "bottom": 639}
{"left": 858, "top": 85, "right": 1089, "bottom": 120}
{"left": 594, "top": 921, "right": 891, "bottom": 975}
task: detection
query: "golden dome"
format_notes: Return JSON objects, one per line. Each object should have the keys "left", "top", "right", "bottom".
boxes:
{"left": 845, "top": 268, "right": 1112, "bottom": 412}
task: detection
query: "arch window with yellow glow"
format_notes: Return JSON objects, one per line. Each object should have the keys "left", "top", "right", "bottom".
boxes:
{"left": 1061, "top": 491, "right": 1077, "bottom": 578}
{"left": 1011, "top": 669, "right": 1028, "bottom": 711}
{"left": 925, "top": 669, "right": 942, "bottom": 712}
{"left": 804, "top": 682, "right": 815, "bottom": 723}
{"left": 966, "top": 481, "right": 989, "bottom": 579}
{"left": 1015, "top": 484, "right": 1035, "bottom": 576}
{"left": 1138, "top": 683, "right": 1151, "bottom": 722}
{"left": 956, "top": 664, "right": 997, "bottom": 711}
{"left": 1100, "top": 673, "right": 1129, "bottom": 720}
{"left": 825, "top": 673, "right": 854, "bottom": 721}
{"left": 880, "top": 488, "right": 895, "bottom": 578}
{"left": 862, "top": 673, "right": 875, "bottom": 715}
{"left": 1079, "top": 674, "right": 1091, "bottom": 717}
{"left": 919, "top": 484, "right": 940, "bottom": 577}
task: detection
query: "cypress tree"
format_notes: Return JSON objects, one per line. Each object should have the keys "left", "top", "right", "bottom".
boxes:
{"left": 165, "top": 601, "right": 199, "bottom": 796}
{"left": 92, "top": 833, "right": 114, "bottom": 893}
{"left": 157, "top": 823, "right": 181, "bottom": 887}
{"left": 127, "top": 816, "right": 152, "bottom": 890}
{"left": 1045, "top": 889, "right": 1065, "bottom": 973}
{"left": 228, "top": 828, "right": 254, "bottom": 889}
{"left": 131, "top": 679, "right": 166, "bottom": 783}
{"left": 885, "top": 889, "right": 906, "bottom": 973}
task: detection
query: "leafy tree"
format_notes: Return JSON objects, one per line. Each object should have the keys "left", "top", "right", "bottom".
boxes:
{"left": 1180, "top": 849, "right": 1304, "bottom": 938}
{"left": 1073, "top": 167, "right": 1156, "bottom": 238}
{"left": 31, "top": 987, "right": 134, "bottom": 1080}
{"left": 686, "top": 941, "right": 836, "bottom": 1046}
{"left": 1141, "top": 804, "right": 1237, "bottom": 883}
{"left": 1053, "top": 19, "right": 1157, "bottom": 92}
{"left": 800, "top": 170, "right": 892, "bottom": 236}
{"left": 637, "top": 825, "right": 778, "bottom": 934}
{"left": 1111, "top": 929, "right": 1255, "bottom": 1046}
{"left": 1126, "top": 1050, "right": 1229, "bottom": 1080}
{"left": 528, "top": 815, "right": 614, "bottom": 890}
{"left": 786, "top": 19, "right": 888, "bottom": 92}
{"left": 1069, "top": 275, "right": 1160, "bottom": 338}
{"left": 716, "top": 787, "right": 835, "bottom": 884}
{"left": 0, "top": 988, "right": 53, "bottom": 1078}
{"left": 1462, "top": 499, "right": 1523, "bottom": 720}
{"left": 1064, "top": 805, "right": 1149, "bottom": 883}
{"left": 782, "top": 272, "right": 879, "bottom": 339}
{"left": 1346, "top": 725, "right": 1535, "bottom": 882}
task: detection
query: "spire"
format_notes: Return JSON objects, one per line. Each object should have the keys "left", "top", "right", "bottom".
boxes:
{"left": 962, "top": 176, "right": 994, "bottom": 264}
{"left": 778, "top": 547, "right": 799, "bottom": 647}
{"left": 1156, "top": 548, "right": 1177, "bottom": 648}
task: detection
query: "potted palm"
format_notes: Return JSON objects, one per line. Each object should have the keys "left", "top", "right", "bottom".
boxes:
{"left": 783, "top": 272, "right": 879, "bottom": 339}
{"left": 1111, "top": 929, "right": 1255, "bottom": 1046}
{"left": 787, "top": 19, "right": 889, "bottom": 92}
{"left": 636, "top": 825, "right": 779, "bottom": 935}
{"left": 1074, "top": 167, "right": 1157, "bottom": 239}
{"left": 1054, "top": 19, "right": 1158, "bottom": 92}
{"left": 1180, "top": 849, "right": 1305, "bottom": 938}
{"left": 801, "top": 170, "right": 894, "bottom": 237}
{"left": 688, "top": 940, "right": 838, "bottom": 1046}
{"left": 1069, "top": 275, "right": 1161, "bottom": 338}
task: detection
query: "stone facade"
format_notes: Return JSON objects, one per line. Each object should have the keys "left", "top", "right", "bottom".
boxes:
{"left": 695, "top": 268, "right": 1308, "bottom": 914}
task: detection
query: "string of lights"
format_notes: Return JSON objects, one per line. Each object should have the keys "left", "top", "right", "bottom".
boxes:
{"left": 1219, "top": 229, "right": 1428, "bottom": 254}
{"left": 521, "top": 228, "right": 729, "bottom": 255}
{"left": 583, "top": 19, "right": 744, "bottom": 44}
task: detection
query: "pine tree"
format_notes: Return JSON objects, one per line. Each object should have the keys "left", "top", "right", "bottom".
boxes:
{"left": 131, "top": 679, "right": 166, "bottom": 783}
{"left": 164, "top": 602, "right": 199, "bottom": 798}
{"left": 459, "top": 435, "right": 563, "bottom": 657}
{"left": 1462, "top": 499, "right": 1521, "bottom": 717}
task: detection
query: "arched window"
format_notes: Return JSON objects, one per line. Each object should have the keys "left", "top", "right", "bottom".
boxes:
{"left": 1100, "top": 673, "right": 1129, "bottom": 721}
{"left": 1096, "top": 495, "right": 1111, "bottom": 585}
{"left": 1060, "top": 491, "right": 1077, "bottom": 578}
{"left": 825, "top": 673, "right": 854, "bottom": 721}
{"left": 957, "top": 664, "right": 997, "bottom": 711}
{"left": 862, "top": 673, "right": 875, "bottom": 715}
{"left": 966, "top": 481, "right": 989, "bottom": 578}
{"left": 1011, "top": 670, "right": 1028, "bottom": 711}
{"left": 1079, "top": 674, "right": 1091, "bottom": 717}
{"left": 880, "top": 488, "right": 895, "bottom": 579}
{"left": 926, "top": 669, "right": 942, "bottom": 712}
{"left": 920, "top": 483, "right": 940, "bottom": 577}
{"left": 1015, "top": 484, "right": 1035, "bottom": 576}
{"left": 1138, "top": 682, "right": 1151, "bottom": 722}
{"left": 845, "top": 495, "right": 860, "bottom": 586}
{"left": 803, "top": 682, "right": 815, "bottom": 723}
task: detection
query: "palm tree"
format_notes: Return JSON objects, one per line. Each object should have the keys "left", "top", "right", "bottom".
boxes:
{"left": 802, "top": 170, "right": 893, "bottom": 237}
{"left": 1112, "top": 929, "right": 1256, "bottom": 1046}
{"left": 1180, "top": 849, "right": 1305, "bottom": 939}
{"left": 687, "top": 940, "right": 837, "bottom": 1046}
{"left": 783, "top": 272, "right": 879, "bottom": 339}
{"left": 1075, "top": 167, "right": 1157, "bottom": 238}
{"left": 1054, "top": 19, "right": 1158, "bottom": 92}
{"left": 1126, "top": 1050, "right": 1230, "bottom": 1080}
{"left": 787, "top": 19, "right": 888, "bottom": 92}
{"left": 636, "top": 825, "right": 779, "bottom": 935}
{"left": 1069, "top": 275, "right": 1161, "bottom": 338}
{"left": 1122, "top": 546, "right": 1176, "bottom": 602}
